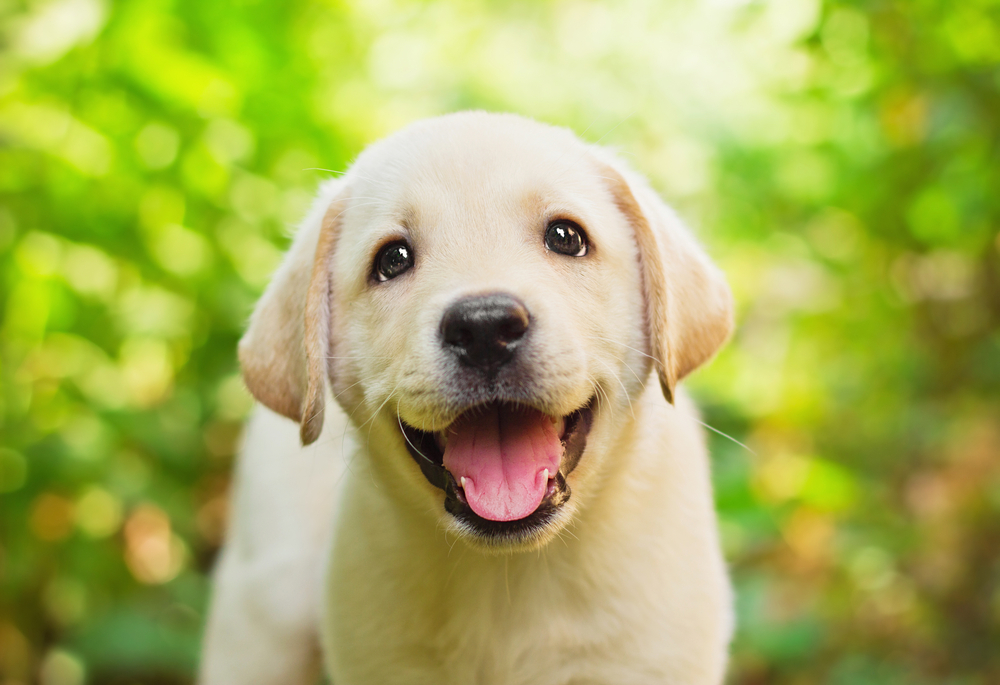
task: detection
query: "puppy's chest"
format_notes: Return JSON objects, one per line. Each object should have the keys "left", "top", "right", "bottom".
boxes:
{"left": 324, "top": 553, "right": 622, "bottom": 684}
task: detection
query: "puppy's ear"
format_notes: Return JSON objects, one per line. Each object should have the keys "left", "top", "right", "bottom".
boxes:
{"left": 238, "top": 182, "right": 349, "bottom": 445}
{"left": 601, "top": 163, "right": 733, "bottom": 403}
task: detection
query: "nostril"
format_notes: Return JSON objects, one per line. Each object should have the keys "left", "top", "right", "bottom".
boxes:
{"left": 497, "top": 316, "right": 528, "bottom": 343}
{"left": 443, "top": 324, "right": 474, "bottom": 350}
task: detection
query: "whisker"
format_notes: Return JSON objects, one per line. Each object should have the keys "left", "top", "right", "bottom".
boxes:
{"left": 396, "top": 401, "right": 439, "bottom": 467}
{"left": 336, "top": 383, "right": 400, "bottom": 490}
{"left": 331, "top": 378, "right": 365, "bottom": 401}
{"left": 594, "top": 357, "right": 635, "bottom": 422}
{"left": 504, "top": 556, "right": 511, "bottom": 606}
{"left": 559, "top": 524, "right": 581, "bottom": 544}
{"left": 340, "top": 400, "right": 371, "bottom": 483}
{"left": 592, "top": 109, "right": 636, "bottom": 147}
{"left": 589, "top": 375, "right": 614, "bottom": 422}
{"left": 584, "top": 335, "right": 663, "bottom": 366}
{"left": 303, "top": 168, "right": 382, "bottom": 187}
{"left": 576, "top": 115, "right": 600, "bottom": 141}
{"left": 315, "top": 200, "right": 388, "bottom": 228}
{"left": 603, "top": 349, "right": 646, "bottom": 389}
{"left": 329, "top": 200, "right": 386, "bottom": 215}
{"left": 443, "top": 545, "right": 469, "bottom": 590}
{"left": 363, "top": 384, "right": 399, "bottom": 442}
{"left": 301, "top": 390, "right": 329, "bottom": 432}
{"left": 362, "top": 387, "right": 401, "bottom": 489}
{"left": 692, "top": 418, "right": 757, "bottom": 456}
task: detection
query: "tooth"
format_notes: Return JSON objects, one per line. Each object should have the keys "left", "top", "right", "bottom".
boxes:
{"left": 460, "top": 476, "right": 467, "bottom": 490}
{"left": 542, "top": 468, "right": 549, "bottom": 482}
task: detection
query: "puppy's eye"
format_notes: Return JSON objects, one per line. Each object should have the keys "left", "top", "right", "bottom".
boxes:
{"left": 374, "top": 241, "right": 414, "bottom": 281}
{"left": 544, "top": 221, "right": 588, "bottom": 257}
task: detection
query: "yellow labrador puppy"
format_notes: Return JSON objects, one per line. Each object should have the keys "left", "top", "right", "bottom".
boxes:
{"left": 200, "top": 112, "right": 734, "bottom": 684}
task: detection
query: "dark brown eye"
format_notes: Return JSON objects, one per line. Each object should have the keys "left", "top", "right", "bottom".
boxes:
{"left": 544, "top": 221, "right": 588, "bottom": 257}
{"left": 374, "top": 241, "right": 414, "bottom": 281}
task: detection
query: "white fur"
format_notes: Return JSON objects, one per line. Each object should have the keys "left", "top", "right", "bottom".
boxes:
{"left": 199, "top": 112, "right": 734, "bottom": 684}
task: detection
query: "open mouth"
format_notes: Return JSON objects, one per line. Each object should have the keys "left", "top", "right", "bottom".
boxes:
{"left": 399, "top": 398, "right": 594, "bottom": 541}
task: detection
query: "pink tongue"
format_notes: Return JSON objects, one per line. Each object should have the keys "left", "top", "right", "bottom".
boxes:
{"left": 442, "top": 405, "right": 562, "bottom": 522}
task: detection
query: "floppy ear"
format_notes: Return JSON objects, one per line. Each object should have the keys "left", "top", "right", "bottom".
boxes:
{"left": 601, "top": 163, "right": 733, "bottom": 404}
{"left": 238, "top": 181, "right": 349, "bottom": 445}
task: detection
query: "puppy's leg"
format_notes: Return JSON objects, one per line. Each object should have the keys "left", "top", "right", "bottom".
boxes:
{"left": 198, "top": 406, "right": 346, "bottom": 685}
{"left": 199, "top": 547, "right": 323, "bottom": 684}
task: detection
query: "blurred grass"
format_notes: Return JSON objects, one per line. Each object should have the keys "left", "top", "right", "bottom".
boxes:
{"left": 1, "top": 0, "right": 999, "bottom": 683}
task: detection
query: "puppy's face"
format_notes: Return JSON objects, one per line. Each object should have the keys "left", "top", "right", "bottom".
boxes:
{"left": 239, "top": 113, "right": 733, "bottom": 552}
{"left": 329, "top": 120, "right": 648, "bottom": 548}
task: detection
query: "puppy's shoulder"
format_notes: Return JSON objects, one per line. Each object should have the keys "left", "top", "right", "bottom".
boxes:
{"left": 229, "top": 402, "right": 351, "bottom": 553}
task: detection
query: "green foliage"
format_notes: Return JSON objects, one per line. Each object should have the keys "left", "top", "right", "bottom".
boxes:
{"left": 1, "top": 0, "right": 998, "bottom": 682}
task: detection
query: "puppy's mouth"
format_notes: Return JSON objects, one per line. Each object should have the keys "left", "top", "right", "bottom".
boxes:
{"left": 399, "top": 399, "right": 594, "bottom": 538}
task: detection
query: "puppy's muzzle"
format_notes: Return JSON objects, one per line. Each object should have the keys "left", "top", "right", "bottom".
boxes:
{"left": 440, "top": 293, "right": 529, "bottom": 371}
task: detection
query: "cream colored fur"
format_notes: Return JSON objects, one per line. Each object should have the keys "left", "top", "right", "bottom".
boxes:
{"left": 199, "top": 112, "right": 734, "bottom": 684}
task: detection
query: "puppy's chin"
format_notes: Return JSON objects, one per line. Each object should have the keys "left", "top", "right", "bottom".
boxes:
{"left": 443, "top": 499, "right": 579, "bottom": 554}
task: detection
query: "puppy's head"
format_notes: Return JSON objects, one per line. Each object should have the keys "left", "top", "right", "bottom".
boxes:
{"left": 239, "top": 112, "right": 732, "bottom": 551}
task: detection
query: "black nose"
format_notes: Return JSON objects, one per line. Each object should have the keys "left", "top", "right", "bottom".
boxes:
{"left": 440, "top": 294, "right": 530, "bottom": 370}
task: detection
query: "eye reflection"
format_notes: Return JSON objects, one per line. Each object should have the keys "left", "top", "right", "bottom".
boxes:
{"left": 375, "top": 241, "right": 414, "bottom": 281}
{"left": 544, "top": 221, "right": 588, "bottom": 257}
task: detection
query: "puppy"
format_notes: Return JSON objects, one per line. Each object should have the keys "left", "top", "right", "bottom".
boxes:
{"left": 199, "top": 111, "right": 734, "bottom": 685}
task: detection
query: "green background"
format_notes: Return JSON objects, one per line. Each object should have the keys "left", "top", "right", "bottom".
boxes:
{"left": 1, "top": 0, "right": 999, "bottom": 682}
